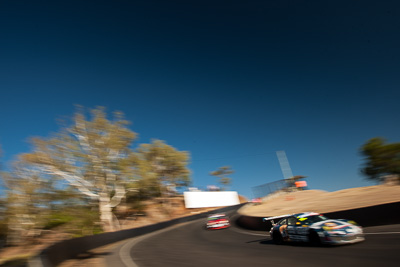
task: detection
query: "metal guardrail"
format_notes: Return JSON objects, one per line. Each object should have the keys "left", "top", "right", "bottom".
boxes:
{"left": 251, "top": 179, "right": 289, "bottom": 199}
{"left": 252, "top": 177, "right": 306, "bottom": 199}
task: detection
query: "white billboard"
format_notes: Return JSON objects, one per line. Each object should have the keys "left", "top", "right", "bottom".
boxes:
{"left": 184, "top": 191, "right": 240, "bottom": 208}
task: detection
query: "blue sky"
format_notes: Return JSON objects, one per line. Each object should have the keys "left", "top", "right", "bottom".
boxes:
{"left": 1, "top": 0, "right": 399, "bottom": 198}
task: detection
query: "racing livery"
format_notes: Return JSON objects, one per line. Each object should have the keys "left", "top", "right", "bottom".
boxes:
{"left": 264, "top": 212, "right": 364, "bottom": 245}
{"left": 206, "top": 213, "right": 230, "bottom": 230}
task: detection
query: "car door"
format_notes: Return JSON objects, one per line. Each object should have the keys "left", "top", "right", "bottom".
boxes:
{"left": 294, "top": 217, "right": 310, "bottom": 241}
{"left": 286, "top": 216, "right": 310, "bottom": 241}
{"left": 276, "top": 218, "right": 289, "bottom": 239}
{"left": 286, "top": 216, "right": 298, "bottom": 240}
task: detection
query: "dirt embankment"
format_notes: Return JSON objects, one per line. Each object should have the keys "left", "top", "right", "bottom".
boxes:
{"left": 239, "top": 185, "right": 400, "bottom": 217}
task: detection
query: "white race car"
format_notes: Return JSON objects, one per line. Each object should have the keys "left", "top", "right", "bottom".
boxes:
{"left": 206, "top": 213, "right": 230, "bottom": 230}
{"left": 264, "top": 212, "right": 365, "bottom": 245}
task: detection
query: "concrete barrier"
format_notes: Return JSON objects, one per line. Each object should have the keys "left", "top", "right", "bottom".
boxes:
{"left": 28, "top": 204, "right": 245, "bottom": 267}
{"left": 236, "top": 201, "right": 400, "bottom": 231}
{"left": 325, "top": 201, "right": 400, "bottom": 227}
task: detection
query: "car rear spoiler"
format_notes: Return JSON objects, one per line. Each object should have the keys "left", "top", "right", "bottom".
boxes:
{"left": 262, "top": 214, "right": 291, "bottom": 226}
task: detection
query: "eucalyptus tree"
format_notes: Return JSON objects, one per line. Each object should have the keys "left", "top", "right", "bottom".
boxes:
{"left": 210, "top": 166, "right": 234, "bottom": 190}
{"left": 10, "top": 107, "right": 137, "bottom": 232}
{"left": 2, "top": 161, "right": 56, "bottom": 245}
{"left": 135, "top": 139, "right": 191, "bottom": 200}
{"left": 360, "top": 137, "right": 400, "bottom": 184}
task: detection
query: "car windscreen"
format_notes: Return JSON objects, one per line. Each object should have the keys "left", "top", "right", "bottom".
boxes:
{"left": 298, "top": 215, "right": 328, "bottom": 225}
{"left": 208, "top": 216, "right": 227, "bottom": 221}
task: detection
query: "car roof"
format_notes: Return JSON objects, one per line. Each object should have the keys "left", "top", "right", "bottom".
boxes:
{"left": 263, "top": 214, "right": 291, "bottom": 221}
{"left": 263, "top": 212, "right": 321, "bottom": 222}
{"left": 294, "top": 212, "right": 321, "bottom": 218}
{"left": 208, "top": 213, "right": 226, "bottom": 218}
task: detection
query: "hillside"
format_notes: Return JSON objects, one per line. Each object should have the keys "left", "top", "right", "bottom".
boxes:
{"left": 238, "top": 184, "right": 400, "bottom": 217}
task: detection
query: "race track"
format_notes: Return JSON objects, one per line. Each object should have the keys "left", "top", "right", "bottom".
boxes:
{"left": 106, "top": 211, "right": 400, "bottom": 267}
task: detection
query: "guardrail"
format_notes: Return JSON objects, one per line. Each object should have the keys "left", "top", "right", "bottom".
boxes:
{"left": 252, "top": 177, "right": 307, "bottom": 199}
{"left": 28, "top": 204, "right": 245, "bottom": 267}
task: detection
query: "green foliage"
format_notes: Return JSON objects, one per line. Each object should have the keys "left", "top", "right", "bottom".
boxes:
{"left": 360, "top": 137, "right": 400, "bottom": 183}
{"left": 210, "top": 166, "right": 234, "bottom": 190}
{"left": 43, "top": 213, "right": 74, "bottom": 230}
{"left": 0, "top": 255, "right": 30, "bottom": 266}
{"left": 0, "top": 218, "right": 7, "bottom": 243}
{"left": 124, "top": 193, "right": 147, "bottom": 214}
{"left": 43, "top": 207, "right": 102, "bottom": 237}
{"left": 70, "top": 208, "right": 103, "bottom": 236}
{"left": 135, "top": 139, "right": 191, "bottom": 190}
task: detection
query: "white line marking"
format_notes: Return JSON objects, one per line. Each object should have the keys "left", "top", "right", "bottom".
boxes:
{"left": 119, "top": 237, "right": 140, "bottom": 267}
{"left": 229, "top": 226, "right": 268, "bottom": 237}
{"left": 364, "top": 232, "right": 400, "bottom": 235}
{"left": 118, "top": 221, "right": 197, "bottom": 267}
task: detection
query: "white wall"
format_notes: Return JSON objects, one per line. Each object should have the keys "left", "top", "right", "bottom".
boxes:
{"left": 183, "top": 191, "right": 240, "bottom": 208}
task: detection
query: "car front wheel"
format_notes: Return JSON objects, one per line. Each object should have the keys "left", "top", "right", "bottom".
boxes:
{"left": 272, "top": 231, "right": 284, "bottom": 245}
{"left": 309, "top": 231, "right": 321, "bottom": 246}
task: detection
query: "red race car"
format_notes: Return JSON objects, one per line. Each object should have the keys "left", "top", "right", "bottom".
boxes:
{"left": 206, "top": 213, "right": 230, "bottom": 230}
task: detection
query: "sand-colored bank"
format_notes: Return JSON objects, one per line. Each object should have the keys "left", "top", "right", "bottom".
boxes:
{"left": 238, "top": 185, "right": 400, "bottom": 217}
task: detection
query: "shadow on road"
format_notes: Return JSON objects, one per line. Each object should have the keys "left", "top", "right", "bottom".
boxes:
{"left": 71, "top": 251, "right": 113, "bottom": 260}
{"left": 246, "top": 238, "right": 341, "bottom": 248}
{"left": 246, "top": 238, "right": 274, "bottom": 245}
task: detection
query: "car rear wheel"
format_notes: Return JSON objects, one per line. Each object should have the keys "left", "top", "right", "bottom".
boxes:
{"left": 272, "top": 231, "right": 284, "bottom": 245}
{"left": 309, "top": 231, "right": 321, "bottom": 246}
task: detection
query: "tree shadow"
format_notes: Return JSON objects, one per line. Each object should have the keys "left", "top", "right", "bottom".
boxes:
{"left": 260, "top": 239, "right": 275, "bottom": 245}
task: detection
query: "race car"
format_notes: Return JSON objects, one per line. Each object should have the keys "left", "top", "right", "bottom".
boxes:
{"left": 264, "top": 212, "right": 364, "bottom": 245}
{"left": 206, "top": 213, "right": 230, "bottom": 230}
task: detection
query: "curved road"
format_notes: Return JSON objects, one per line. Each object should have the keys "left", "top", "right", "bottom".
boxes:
{"left": 106, "top": 211, "right": 400, "bottom": 267}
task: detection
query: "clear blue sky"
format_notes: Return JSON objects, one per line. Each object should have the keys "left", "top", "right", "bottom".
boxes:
{"left": 1, "top": 0, "right": 399, "bottom": 198}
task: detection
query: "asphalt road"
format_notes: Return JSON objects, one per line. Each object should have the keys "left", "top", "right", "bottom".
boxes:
{"left": 105, "top": 212, "right": 400, "bottom": 267}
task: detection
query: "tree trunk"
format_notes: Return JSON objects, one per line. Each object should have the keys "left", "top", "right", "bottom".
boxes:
{"left": 99, "top": 193, "right": 116, "bottom": 232}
